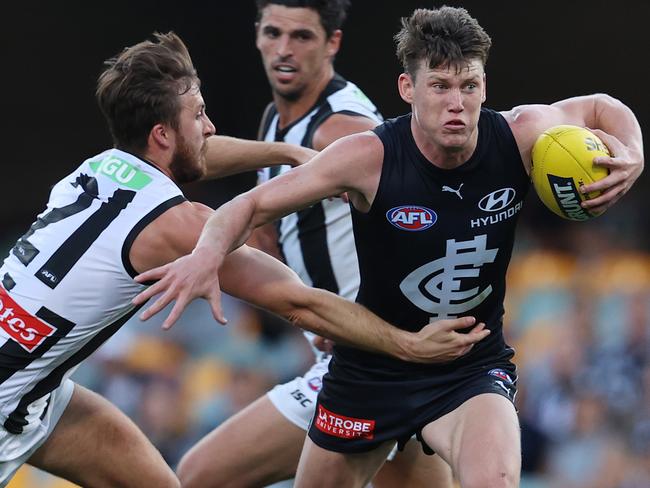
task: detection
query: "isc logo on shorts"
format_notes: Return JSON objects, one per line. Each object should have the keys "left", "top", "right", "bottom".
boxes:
{"left": 315, "top": 404, "right": 375, "bottom": 440}
{"left": 0, "top": 287, "right": 55, "bottom": 352}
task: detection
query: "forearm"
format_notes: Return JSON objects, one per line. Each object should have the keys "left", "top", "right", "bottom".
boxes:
{"left": 285, "top": 287, "right": 410, "bottom": 360}
{"left": 194, "top": 194, "right": 258, "bottom": 262}
{"left": 222, "top": 247, "right": 489, "bottom": 365}
{"left": 203, "top": 136, "right": 315, "bottom": 179}
{"left": 220, "top": 247, "right": 406, "bottom": 356}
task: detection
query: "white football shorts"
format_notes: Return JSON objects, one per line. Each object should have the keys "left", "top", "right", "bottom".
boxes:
{"left": 267, "top": 355, "right": 330, "bottom": 431}
{"left": 0, "top": 379, "right": 74, "bottom": 487}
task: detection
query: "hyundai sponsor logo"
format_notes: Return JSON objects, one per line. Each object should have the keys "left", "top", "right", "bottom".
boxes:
{"left": 471, "top": 202, "right": 523, "bottom": 228}
{"left": 478, "top": 188, "right": 516, "bottom": 212}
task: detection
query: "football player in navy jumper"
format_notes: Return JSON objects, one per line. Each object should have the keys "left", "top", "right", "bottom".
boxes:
{"left": 136, "top": 7, "right": 643, "bottom": 488}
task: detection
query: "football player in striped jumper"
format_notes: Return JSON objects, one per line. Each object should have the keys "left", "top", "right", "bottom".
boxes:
{"left": 0, "top": 31, "right": 482, "bottom": 488}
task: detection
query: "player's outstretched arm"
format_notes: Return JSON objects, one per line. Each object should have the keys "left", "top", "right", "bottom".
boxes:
{"left": 220, "top": 246, "right": 490, "bottom": 363}
{"left": 507, "top": 94, "right": 643, "bottom": 214}
{"left": 134, "top": 132, "right": 383, "bottom": 329}
{"left": 202, "top": 135, "right": 317, "bottom": 179}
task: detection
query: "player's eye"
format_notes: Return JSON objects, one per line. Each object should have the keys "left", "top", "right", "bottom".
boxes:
{"left": 294, "top": 31, "right": 315, "bottom": 41}
{"left": 263, "top": 27, "right": 280, "bottom": 38}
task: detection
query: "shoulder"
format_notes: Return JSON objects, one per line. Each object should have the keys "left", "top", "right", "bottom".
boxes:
{"left": 326, "top": 81, "right": 380, "bottom": 117}
{"left": 152, "top": 200, "right": 212, "bottom": 229}
{"left": 320, "top": 130, "right": 384, "bottom": 162}
{"left": 312, "top": 113, "right": 380, "bottom": 150}
{"left": 311, "top": 77, "right": 382, "bottom": 150}
{"left": 129, "top": 201, "right": 213, "bottom": 273}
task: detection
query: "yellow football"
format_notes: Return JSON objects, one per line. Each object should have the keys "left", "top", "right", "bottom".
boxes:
{"left": 531, "top": 125, "right": 610, "bottom": 220}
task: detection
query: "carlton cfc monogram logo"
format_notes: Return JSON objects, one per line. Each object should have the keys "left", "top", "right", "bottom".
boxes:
{"left": 400, "top": 235, "right": 497, "bottom": 320}
{"left": 386, "top": 206, "right": 437, "bottom": 231}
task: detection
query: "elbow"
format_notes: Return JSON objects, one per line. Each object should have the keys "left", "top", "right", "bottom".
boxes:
{"left": 591, "top": 93, "right": 623, "bottom": 114}
{"left": 228, "top": 193, "right": 257, "bottom": 224}
{"left": 591, "top": 92, "right": 617, "bottom": 103}
{"left": 234, "top": 192, "right": 268, "bottom": 229}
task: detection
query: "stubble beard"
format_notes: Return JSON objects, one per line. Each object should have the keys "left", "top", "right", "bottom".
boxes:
{"left": 270, "top": 75, "right": 304, "bottom": 103}
{"left": 275, "top": 87, "right": 302, "bottom": 102}
{"left": 169, "top": 135, "right": 206, "bottom": 184}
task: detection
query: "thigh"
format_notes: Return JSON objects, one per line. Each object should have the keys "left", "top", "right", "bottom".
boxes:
{"left": 295, "top": 437, "right": 394, "bottom": 488}
{"left": 177, "top": 395, "right": 306, "bottom": 488}
{"left": 421, "top": 393, "right": 520, "bottom": 488}
{"left": 373, "top": 439, "right": 453, "bottom": 488}
{"left": 27, "top": 384, "right": 178, "bottom": 488}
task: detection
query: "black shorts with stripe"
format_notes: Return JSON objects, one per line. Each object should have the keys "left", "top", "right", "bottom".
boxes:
{"left": 307, "top": 353, "right": 517, "bottom": 455}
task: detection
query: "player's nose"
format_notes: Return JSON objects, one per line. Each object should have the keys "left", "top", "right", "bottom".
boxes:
{"left": 447, "top": 89, "right": 464, "bottom": 112}
{"left": 204, "top": 115, "right": 216, "bottom": 136}
{"left": 276, "top": 34, "right": 293, "bottom": 57}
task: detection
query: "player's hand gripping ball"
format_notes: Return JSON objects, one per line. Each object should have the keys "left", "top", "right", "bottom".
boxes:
{"left": 531, "top": 125, "right": 610, "bottom": 220}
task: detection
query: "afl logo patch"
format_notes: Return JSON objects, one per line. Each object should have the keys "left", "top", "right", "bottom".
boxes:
{"left": 488, "top": 368, "right": 513, "bottom": 383}
{"left": 386, "top": 206, "right": 437, "bottom": 231}
{"left": 307, "top": 377, "right": 322, "bottom": 392}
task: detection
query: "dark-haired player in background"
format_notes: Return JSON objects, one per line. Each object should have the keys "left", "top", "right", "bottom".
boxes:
{"left": 176, "top": 1, "right": 454, "bottom": 487}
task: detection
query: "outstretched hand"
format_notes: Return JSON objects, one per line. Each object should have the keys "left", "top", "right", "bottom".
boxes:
{"left": 402, "top": 316, "right": 490, "bottom": 363}
{"left": 132, "top": 248, "right": 226, "bottom": 330}
{"left": 581, "top": 128, "right": 644, "bottom": 214}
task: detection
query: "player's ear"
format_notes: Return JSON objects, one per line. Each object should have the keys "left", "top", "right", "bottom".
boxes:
{"left": 482, "top": 73, "right": 487, "bottom": 103}
{"left": 149, "top": 124, "right": 173, "bottom": 150}
{"left": 398, "top": 73, "right": 414, "bottom": 104}
{"left": 254, "top": 22, "right": 263, "bottom": 49}
{"left": 327, "top": 29, "right": 342, "bottom": 58}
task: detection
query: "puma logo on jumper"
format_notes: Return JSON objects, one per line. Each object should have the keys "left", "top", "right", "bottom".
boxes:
{"left": 442, "top": 183, "right": 464, "bottom": 199}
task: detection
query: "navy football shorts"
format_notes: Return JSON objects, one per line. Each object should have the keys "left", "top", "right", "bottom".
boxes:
{"left": 307, "top": 355, "right": 517, "bottom": 455}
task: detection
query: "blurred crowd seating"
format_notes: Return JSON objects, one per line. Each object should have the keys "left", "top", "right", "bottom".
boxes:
{"left": 509, "top": 241, "right": 650, "bottom": 488}
{"left": 6, "top": 229, "right": 650, "bottom": 487}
